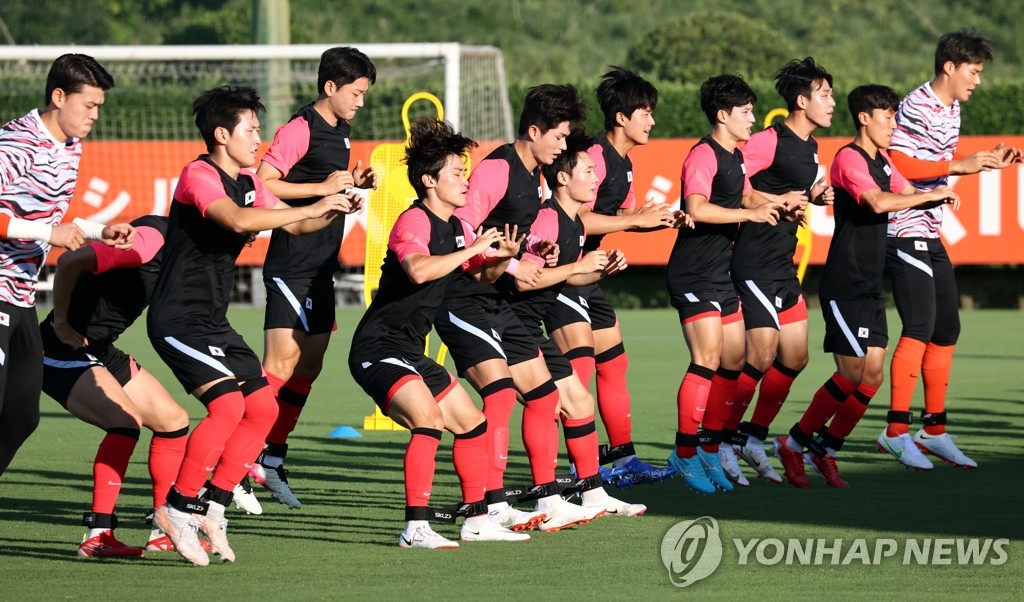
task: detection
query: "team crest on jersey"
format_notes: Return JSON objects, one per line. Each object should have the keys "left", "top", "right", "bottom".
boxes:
{"left": 244, "top": 191, "right": 256, "bottom": 206}
{"left": 455, "top": 235, "right": 465, "bottom": 248}
{"left": 209, "top": 346, "right": 225, "bottom": 357}
{"left": 0, "top": 312, "right": 8, "bottom": 327}
{"left": 857, "top": 327, "right": 869, "bottom": 339}
{"left": 883, "top": 164, "right": 892, "bottom": 176}
{"left": 305, "top": 298, "right": 313, "bottom": 310}
{"left": 775, "top": 296, "right": 783, "bottom": 309}
{"left": 344, "top": 138, "right": 351, "bottom": 149}
{"left": 627, "top": 170, "right": 633, "bottom": 183}
{"left": 813, "top": 153, "right": 819, "bottom": 164}
{"left": 915, "top": 241, "right": 928, "bottom": 251}
{"left": 740, "top": 163, "right": 747, "bottom": 174}
{"left": 580, "top": 235, "right": 585, "bottom": 246}
{"left": 537, "top": 185, "right": 544, "bottom": 199}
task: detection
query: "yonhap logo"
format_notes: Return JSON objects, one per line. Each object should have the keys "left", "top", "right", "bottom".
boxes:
{"left": 661, "top": 516, "right": 723, "bottom": 587}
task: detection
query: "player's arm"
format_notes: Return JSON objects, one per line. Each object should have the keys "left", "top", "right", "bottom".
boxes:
{"left": 257, "top": 162, "right": 355, "bottom": 200}
{"left": 403, "top": 226, "right": 507, "bottom": 285}
{"left": 687, "top": 193, "right": 780, "bottom": 225}
{"left": 50, "top": 245, "right": 98, "bottom": 349}
{"left": 474, "top": 225, "right": 525, "bottom": 284}
{"left": 0, "top": 213, "right": 86, "bottom": 250}
{"left": 859, "top": 185, "right": 958, "bottom": 213}
{"left": 202, "top": 192, "right": 350, "bottom": 234}
{"left": 578, "top": 203, "right": 676, "bottom": 235}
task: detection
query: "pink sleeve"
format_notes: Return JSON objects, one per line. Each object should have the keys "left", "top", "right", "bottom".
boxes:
{"left": 529, "top": 207, "right": 559, "bottom": 246}
{"left": 456, "top": 158, "right": 510, "bottom": 229}
{"left": 831, "top": 148, "right": 880, "bottom": 204}
{"left": 175, "top": 162, "right": 232, "bottom": 216}
{"left": 261, "top": 117, "right": 311, "bottom": 178}
{"left": 621, "top": 174, "right": 637, "bottom": 210}
{"left": 460, "top": 221, "right": 488, "bottom": 272}
{"left": 742, "top": 128, "right": 778, "bottom": 178}
{"left": 883, "top": 151, "right": 911, "bottom": 193}
{"left": 92, "top": 225, "right": 165, "bottom": 273}
{"left": 742, "top": 172, "right": 752, "bottom": 196}
{"left": 681, "top": 144, "right": 717, "bottom": 199}
{"left": 246, "top": 170, "right": 280, "bottom": 208}
{"left": 585, "top": 143, "right": 607, "bottom": 211}
{"left": 389, "top": 209, "right": 432, "bottom": 263}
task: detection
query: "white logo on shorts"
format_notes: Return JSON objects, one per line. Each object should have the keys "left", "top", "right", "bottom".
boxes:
{"left": 305, "top": 298, "right": 313, "bottom": 310}
{"left": 580, "top": 235, "right": 585, "bottom": 246}
{"left": 491, "top": 329, "right": 501, "bottom": 341}
{"left": 857, "top": 327, "right": 869, "bottom": 339}
{"left": 915, "top": 240, "right": 928, "bottom": 251}
{"left": 209, "top": 346, "right": 225, "bottom": 357}
{"left": 661, "top": 516, "right": 723, "bottom": 588}
{"left": 361, "top": 361, "right": 372, "bottom": 369}
{"left": 580, "top": 297, "right": 589, "bottom": 308}
{"left": 775, "top": 296, "right": 783, "bottom": 308}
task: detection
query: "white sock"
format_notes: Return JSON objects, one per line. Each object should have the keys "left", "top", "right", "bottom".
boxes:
{"left": 536, "top": 494, "right": 561, "bottom": 513}
{"left": 581, "top": 487, "right": 610, "bottom": 506}
{"left": 261, "top": 454, "right": 284, "bottom": 468}
{"left": 487, "top": 501, "right": 509, "bottom": 515}
{"left": 403, "top": 519, "right": 429, "bottom": 535}
{"left": 206, "top": 501, "right": 226, "bottom": 521}
{"left": 86, "top": 528, "right": 109, "bottom": 539}
{"left": 746, "top": 435, "right": 764, "bottom": 448}
{"left": 463, "top": 514, "right": 490, "bottom": 530}
{"left": 785, "top": 437, "right": 803, "bottom": 453}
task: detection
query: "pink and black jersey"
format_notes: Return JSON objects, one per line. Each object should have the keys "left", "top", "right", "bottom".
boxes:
{"left": 583, "top": 134, "right": 635, "bottom": 252}
{"left": 262, "top": 104, "right": 352, "bottom": 278}
{"left": 667, "top": 136, "right": 751, "bottom": 292}
{"left": 732, "top": 122, "right": 819, "bottom": 280}
{"left": 0, "top": 110, "right": 82, "bottom": 307}
{"left": 887, "top": 82, "right": 959, "bottom": 239}
{"left": 820, "top": 144, "right": 910, "bottom": 299}
{"left": 41, "top": 215, "right": 167, "bottom": 346}
{"left": 352, "top": 203, "right": 471, "bottom": 358}
{"left": 148, "top": 157, "right": 277, "bottom": 335}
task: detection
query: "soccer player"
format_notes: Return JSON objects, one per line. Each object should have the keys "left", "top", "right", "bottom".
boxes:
{"left": 879, "top": 29, "right": 1020, "bottom": 470}
{"left": 721, "top": 58, "right": 836, "bottom": 486}
{"left": 253, "top": 46, "right": 377, "bottom": 508}
{"left": 504, "top": 129, "right": 645, "bottom": 517}
{"left": 773, "top": 85, "right": 959, "bottom": 488}
{"left": 349, "top": 117, "right": 528, "bottom": 549}
{"left": 0, "top": 53, "right": 132, "bottom": 478}
{"left": 545, "top": 67, "right": 681, "bottom": 487}
{"left": 147, "top": 86, "right": 353, "bottom": 566}
{"left": 435, "top": 84, "right": 606, "bottom": 531}
{"left": 666, "top": 74, "right": 782, "bottom": 495}
{"left": 40, "top": 215, "right": 192, "bottom": 558}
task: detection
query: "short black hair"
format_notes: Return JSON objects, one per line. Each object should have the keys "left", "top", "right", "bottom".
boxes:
{"left": 45, "top": 53, "right": 115, "bottom": 106}
{"left": 596, "top": 66, "right": 658, "bottom": 132}
{"left": 699, "top": 74, "right": 757, "bottom": 125}
{"left": 192, "top": 86, "right": 265, "bottom": 152}
{"left": 542, "top": 128, "right": 593, "bottom": 191}
{"left": 404, "top": 117, "right": 477, "bottom": 199}
{"left": 846, "top": 84, "right": 900, "bottom": 130}
{"left": 775, "top": 57, "right": 833, "bottom": 111}
{"left": 935, "top": 28, "right": 993, "bottom": 75}
{"left": 517, "top": 84, "right": 588, "bottom": 137}
{"left": 318, "top": 46, "right": 377, "bottom": 94}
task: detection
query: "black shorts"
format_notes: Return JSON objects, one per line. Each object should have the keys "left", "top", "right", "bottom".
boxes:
{"left": 0, "top": 302, "right": 43, "bottom": 419}
{"left": 263, "top": 275, "right": 337, "bottom": 334}
{"left": 544, "top": 283, "right": 618, "bottom": 332}
{"left": 821, "top": 296, "right": 887, "bottom": 357}
{"left": 517, "top": 313, "right": 573, "bottom": 381}
{"left": 435, "top": 297, "right": 541, "bottom": 376}
{"left": 735, "top": 278, "right": 807, "bottom": 330}
{"left": 885, "top": 237, "right": 960, "bottom": 345}
{"left": 670, "top": 289, "right": 743, "bottom": 325}
{"left": 40, "top": 321, "right": 138, "bottom": 406}
{"left": 149, "top": 327, "right": 263, "bottom": 393}
{"left": 349, "top": 351, "right": 455, "bottom": 414}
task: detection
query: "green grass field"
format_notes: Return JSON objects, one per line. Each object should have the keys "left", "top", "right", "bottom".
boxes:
{"left": 2, "top": 307, "right": 1021, "bottom": 599}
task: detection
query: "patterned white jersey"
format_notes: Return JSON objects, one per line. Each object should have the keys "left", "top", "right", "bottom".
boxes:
{"left": 0, "top": 110, "right": 82, "bottom": 307}
{"left": 887, "top": 82, "right": 960, "bottom": 239}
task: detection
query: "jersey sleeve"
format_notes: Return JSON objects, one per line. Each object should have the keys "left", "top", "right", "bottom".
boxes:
{"left": 529, "top": 206, "right": 559, "bottom": 245}
{"left": 0, "top": 144, "right": 31, "bottom": 195}
{"left": 247, "top": 170, "right": 280, "bottom": 209}
{"left": 888, "top": 149, "right": 951, "bottom": 180}
{"left": 585, "top": 143, "right": 608, "bottom": 211}
{"left": 742, "top": 128, "right": 779, "bottom": 178}
{"left": 174, "top": 162, "right": 232, "bottom": 216}
{"left": 830, "top": 147, "right": 880, "bottom": 204}
{"left": 883, "top": 152, "right": 912, "bottom": 193}
{"left": 92, "top": 225, "right": 165, "bottom": 273}
{"left": 459, "top": 220, "right": 487, "bottom": 272}
{"left": 389, "top": 209, "right": 433, "bottom": 263}
{"left": 456, "top": 158, "right": 510, "bottom": 229}
{"left": 681, "top": 143, "right": 718, "bottom": 200}
{"left": 260, "top": 117, "right": 311, "bottom": 179}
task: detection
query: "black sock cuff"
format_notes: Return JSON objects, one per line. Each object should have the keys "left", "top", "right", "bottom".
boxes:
{"left": 278, "top": 386, "right": 308, "bottom": 407}
{"left": 563, "top": 346, "right": 595, "bottom": 361}
{"left": 595, "top": 342, "right": 625, "bottom": 364}
{"left": 562, "top": 418, "right": 596, "bottom": 439}
{"left": 264, "top": 442, "right": 289, "bottom": 458}
{"left": 772, "top": 359, "right": 802, "bottom": 378}
{"left": 522, "top": 379, "right": 557, "bottom": 402}
{"left": 199, "top": 380, "right": 239, "bottom": 406}
{"left": 478, "top": 378, "right": 516, "bottom": 398}
{"left": 105, "top": 427, "right": 141, "bottom": 440}
{"left": 686, "top": 363, "right": 716, "bottom": 381}
{"left": 410, "top": 427, "right": 443, "bottom": 440}
{"left": 715, "top": 367, "right": 741, "bottom": 381}
{"left": 742, "top": 363, "right": 765, "bottom": 381}
{"left": 152, "top": 426, "right": 189, "bottom": 439}
{"left": 454, "top": 420, "right": 487, "bottom": 439}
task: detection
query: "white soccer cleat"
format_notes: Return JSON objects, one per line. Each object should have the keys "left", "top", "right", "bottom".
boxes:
{"left": 460, "top": 517, "right": 531, "bottom": 542}
{"left": 488, "top": 502, "right": 545, "bottom": 531}
{"left": 913, "top": 431, "right": 978, "bottom": 469}
{"left": 583, "top": 493, "right": 647, "bottom": 517}
{"left": 249, "top": 463, "right": 302, "bottom": 509}
{"left": 153, "top": 504, "right": 209, "bottom": 566}
{"left": 198, "top": 506, "right": 235, "bottom": 562}
{"left": 876, "top": 431, "right": 934, "bottom": 471}
{"left": 398, "top": 523, "right": 460, "bottom": 549}
{"left": 232, "top": 478, "right": 264, "bottom": 515}
{"left": 735, "top": 439, "right": 783, "bottom": 484}
{"left": 719, "top": 445, "right": 750, "bottom": 487}
{"left": 536, "top": 497, "right": 605, "bottom": 532}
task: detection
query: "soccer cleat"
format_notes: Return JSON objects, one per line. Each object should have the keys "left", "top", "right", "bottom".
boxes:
{"left": 488, "top": 503, "right": 545, "bottom": 532}
{"left": 773, "top": 437, "right": 810, "bottom": 488}
{"left": 569, "top": 463, "right": 618, "bottom": 485}
{"left": 804, "top": 452, "right": 850, "bottom": 488}
{"left": 735, "top": 439, "right": 783, "bottom": 484}
{"left": 876, "top": 431, "right": 934, "bottom": 471}
{"left": 153, "top": 504, "right": 210, "bottom": 566}
{"left": 232, "top": 477, "right": 264, "bottom": 515}
{"left": 913, "top": 431, "right": 978, "bottom": 469}
{"left": 145, "top": 526, "right": 212, "bottom": 553}
{"left": 249, "top": 462, "right": 302, "bottom": 509}
{"left": 399, "top": 524, "right": 460, "bottom": 549}
{"left": 460, "top": 519, "right": 531, "bottom": 542}
{"left": 198, "top": 511, "right": 235, "bottom": 562}
{"left": 608, "top": 457, "right": 676, "bottom": 489}
{"left": 666, "top": 452, "right": 716, "bottom": 495}
{"left": 696, "top": 447, "right": 734, "bottom": 492}
{"left": 77, "top": 530, "right": 145, "bottom": 558}
{"left": 536, "top": 498, "right": 605, "bottom": 532}
{"left": 582, "top": 494, "right": 647, "bottom": 517}
{"left": 718, "top": 445, "right": 750, "bottom": 487}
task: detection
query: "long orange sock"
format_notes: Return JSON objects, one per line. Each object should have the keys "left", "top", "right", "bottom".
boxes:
{"left": 922, "top": 343, "right": 955, "bottom": 434}
{"left": 887, "top": 337, "right": 927, "bottom": 437}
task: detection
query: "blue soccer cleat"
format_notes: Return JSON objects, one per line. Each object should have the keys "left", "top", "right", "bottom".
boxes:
{"left": 696, "top": 447, "right": 734, "bottom": 492}
{"left": 608, "top": 457, "right": 676, "bottom": 489}
{"left": 667, "top": 452, "right": 716, "bottom": 495}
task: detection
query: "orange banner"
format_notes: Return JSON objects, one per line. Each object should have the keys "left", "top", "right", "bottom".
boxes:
{"left": 60, "top": 137, "right": 1024, "bottom": 266}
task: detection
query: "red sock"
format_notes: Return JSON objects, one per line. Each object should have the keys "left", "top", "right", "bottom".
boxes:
{"left": 148, "top": 427, "right": 187, "bottom": 509}
{"left": 887, "top": 337, "right": 927, "bottom": 436}
{"left": 480, "top": 379, "right": 516, "bottom": 492}
{"left": 700, "top": 369, "right": 740, "bottom": 452}
{"left": 798, "top": 373, "right": 855, "bottom": 437}
{"left": 521, "top": 382, "right": 560, "bottom": 484}
{"left": 405, "top": 428, "right": 441, "bottom": 507}
{"left": 566, "top": 346, "right": 595, "bottom": 391}
{"left": 453, "top": 422, "right": 487, "bottom": 504}
{"left": 210, "top": 386, "right": 279, "bottom": 492}
{"left": 724, "top": 364, "right": 761, "bottom": 431}
{"left": 266, "top": 374, "right": 313, "bottom": 446}
{"left": 676, "top": 364, "right": 714, "bottom": 458}
{"left": 92, "top": 430, "right": 139, "bottom": 514}
{"left": 828, "top": 384, "right": 878, "bottom": 439}
{"left": 562, "top": 415, "right": 599, "bottom": 479}
{"left": 750, "top": 362, "right": 800, "bottom": 431}
{"left": 175, "top": 391, "right": 245, "bottom": 497}
{"left": 595, "top": 347, "right": 632, "bottom": 447}
{"left": 922, "top": 343, "right": 955, "bottom": 434}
